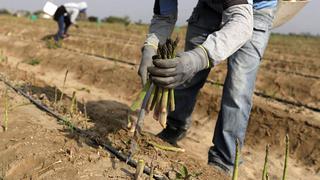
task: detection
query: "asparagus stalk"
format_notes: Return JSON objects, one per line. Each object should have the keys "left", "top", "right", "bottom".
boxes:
{"left": 146, "top": 84, "right": 156, "bottom": 112}
{"left": 135, "top": 159, "right": 145, "bottom": 180}
{"left": 262, "top": 144, "right": 270, "bottom": 180}
{"left": 54, "top": 86, "right": 58, "bottom": 110}
{"left": 169, "top": 89, "right": 175, "bottom": 112}
{"left": 168, "top": 38, "right": 179, "bottom": 112}
{"left": 70, "top": 91, "right": 76, "bottom": 115}
{"left": 149, "top": 166, "right": 154, "bottom": 180}
{"left": 153, "top": 88, "right": 163, "bottom": 121}
{"left": 135, "top": 83, "right": 155, "bottom": 135}
{"left": 232, "top": 139, "right": 240, "bottom": 180}
{"left": 59, "top": 69, "right": 69, "bottom": 102}
{"left": 131, "top": 80, "right": 151, "bottom": 112}
{"left": 148, "top": 141, "right": 185, "bottom": 153}
{"left": 3, "top": 88, "right": 9, "bottom": 131}
{"left": 149, "top": 86, "right": 159, "bottom": 111}
{"left": 282, "top": 134, "right": 289, "bottom": 180}
{"left": 159, "top": 88, "right": 168, "bottom": 128}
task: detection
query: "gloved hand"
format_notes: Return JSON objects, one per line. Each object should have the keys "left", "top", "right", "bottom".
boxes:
{"left": 148, "top": 47, "right": 210, "bottom": 89}
{"left": 138, "top": 45, "right": 157, "bottom": 86}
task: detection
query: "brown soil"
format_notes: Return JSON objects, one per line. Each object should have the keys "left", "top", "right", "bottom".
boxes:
{"left": 0, "top": 15, "right": 319, "bottom": 180}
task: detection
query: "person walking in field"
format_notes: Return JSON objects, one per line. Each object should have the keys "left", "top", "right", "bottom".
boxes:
{"left": 138, "top": 0, "right": 277, "bottom": 175}
{"left": 53, "top": 2, "right": 88, "bottom": 41}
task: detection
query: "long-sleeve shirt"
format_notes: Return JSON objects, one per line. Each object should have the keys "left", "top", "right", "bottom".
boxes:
{"left": 63, "top": 3, "right": 85, "bottom": 24}
{"left": 146, "top": 0, "right": 277, "bottom": 65}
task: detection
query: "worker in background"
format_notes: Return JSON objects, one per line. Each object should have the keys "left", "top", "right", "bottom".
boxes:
{"left": 138, "top": 0, "right": 277, "bottom": 175}
{"left": 53, "top": 2, "right": 88, "bottom": 41}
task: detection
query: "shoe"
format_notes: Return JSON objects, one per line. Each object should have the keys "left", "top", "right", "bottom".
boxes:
{"left": 62, "top": 34, "right": 69, "bottom": 39}
{"left": 157, "top": 125, "right": 187, "bottom": 147}
{"left": 208, "top": 161, "right": 232, "bottom": 176}
{"left": 208, "top": 156, "right": 233, "bottom": 176}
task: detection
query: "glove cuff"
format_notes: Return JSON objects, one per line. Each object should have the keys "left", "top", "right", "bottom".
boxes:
{"left": 185, "top": 46, "right": 211, "bottom": 73}
{"left": 142, "top": 44, "right": 157, "bottom": 54}
{"left": 144, "top": 33, "right": 159, "bottom": 50}
{"left": 196, "top": 45, "right": 211, "bottom": 68}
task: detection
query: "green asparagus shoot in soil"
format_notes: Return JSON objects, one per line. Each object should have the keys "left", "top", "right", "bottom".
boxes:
{"left": 70, "top": 91, "right": 77, "bottom": 116}
{"left": 135, "top": 159, "right": 145, "bottom": 180}
{"left": 83, "top": 99, "right": 88, "bottom": 120}
{"left": 282, "top": 134, "right": 289, "bottom": 180}
{"left": 26, "top": 58, "right": 40, "bottom": 66}
{"left": 46, "top": 38, "right": 62, "bottom": 49}
{"left": 3, "top": 88, "right": 9, "bottom": 131}
{"left": 232, "top": 139, "right": 240, "bottom": 180}
{"left": 54, "top": 86, "right": 58, "bottom": 109}
{"left": 175, "top": 164, "right": 202, "bottom": 180}
{"left": 59, "top": 69, "right": 69, "bottom": 102}
{"left": 262, "top": 144, "right": 270, "bottom": 180}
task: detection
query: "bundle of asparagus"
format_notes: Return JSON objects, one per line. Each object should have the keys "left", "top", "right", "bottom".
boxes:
{"left": 131, "top": 38, "right": 179, "bottom": 132}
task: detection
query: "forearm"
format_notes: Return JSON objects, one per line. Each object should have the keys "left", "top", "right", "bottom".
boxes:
{"left": 146, "top": 14, "right": 177, "bottom": 46}
{"left": 145, "top": 0, "right": 178, "bottom": 46}
{"left": 202, "top": 4, "right": 253, "bottom": 65}
{"left": 70, "top": 10, "right": 79, "bottom": 24}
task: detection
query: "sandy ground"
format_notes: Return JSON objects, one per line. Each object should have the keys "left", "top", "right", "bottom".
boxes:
{"left": 0, "top": 16, "right": 319, "bottom": 179}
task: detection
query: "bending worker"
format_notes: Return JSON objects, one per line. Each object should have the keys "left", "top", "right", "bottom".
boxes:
{"left": 138, "top": 0, "right": 277, "bottom": 175}
{"left": 53, "top": 2, "right": 88, "bottom": 41}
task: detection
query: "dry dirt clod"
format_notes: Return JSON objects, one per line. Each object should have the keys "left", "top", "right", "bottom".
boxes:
{"left": 88, "top": 153, "right": 100, "bottom": 162}
{"left": 167, "top": 170, "right": 177, "bottom": 179}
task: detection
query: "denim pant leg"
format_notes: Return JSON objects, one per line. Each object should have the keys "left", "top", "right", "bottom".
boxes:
{"left": 167, "top": 24, "right": 212, "bottom": 130}
{"left": 55, "top": 15, "right": 65, "bottom": 41}
{"left": 208, "top": 8, "right": 276, "bottom": 171}
{"left": 64, "top": 16, "right": 72, "bottom": 35}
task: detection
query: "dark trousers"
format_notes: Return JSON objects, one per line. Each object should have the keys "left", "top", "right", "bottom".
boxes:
{"left": 55, "top": 15, "right": 71, "bottom": 41}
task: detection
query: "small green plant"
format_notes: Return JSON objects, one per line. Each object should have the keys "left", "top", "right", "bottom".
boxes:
{"left": 26, "top": 58, "right": 40, "bottom": 66}
{"left": 46, "top": 38, "right": 62, "bottom": 49}
{"left": 271, "top": 89, "right": 279, "bottom": 99}
{"left": 0, "top": 50, "right": 8, "bottom": 63}
{"left": 175, "top": 164, "right": 202, "bottom": 180}
{"left": 63, "top": 117, "right": 75, "bottom": 132}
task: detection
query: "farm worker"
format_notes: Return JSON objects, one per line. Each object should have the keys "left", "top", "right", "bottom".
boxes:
{"left": 138, "top": 0, "right": 277, "bottom": 175}
{"left": 53, "top": 2, "right": 88, "bottom": 41}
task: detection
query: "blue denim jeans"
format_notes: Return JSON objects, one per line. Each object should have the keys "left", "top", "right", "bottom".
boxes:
{"left": 55, "top": 15, "right": 71, "bottom": 41}
{"left": 55, "top": 15, "right": 65, "bottom": 41}
{"left": 166, "top": 7, "right": 276, "bottom": 172}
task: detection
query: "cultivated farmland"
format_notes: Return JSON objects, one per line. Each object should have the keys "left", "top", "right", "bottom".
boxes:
{"left": 0, "top": 15, "right": 319, "bottom": 179}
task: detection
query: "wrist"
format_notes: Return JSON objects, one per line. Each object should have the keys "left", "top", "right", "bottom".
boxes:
{"left": 196, "top": 45, "right": 211, "bottom": 68}
{"left": 142, "top": 44, "right": 157, "bottom": 54}
{"left": 184, "top": 46, "right": 211, "bottom": 73}
{"left": 145, "top": 33, "right": 159, "bottom": 49}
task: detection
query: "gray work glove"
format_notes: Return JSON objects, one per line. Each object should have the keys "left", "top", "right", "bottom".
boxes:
{"left": 148, "top": 47, "right": 210, "bottom": 89}
{"left": 138, "top": 45, "right": 157, "bottom": 86}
